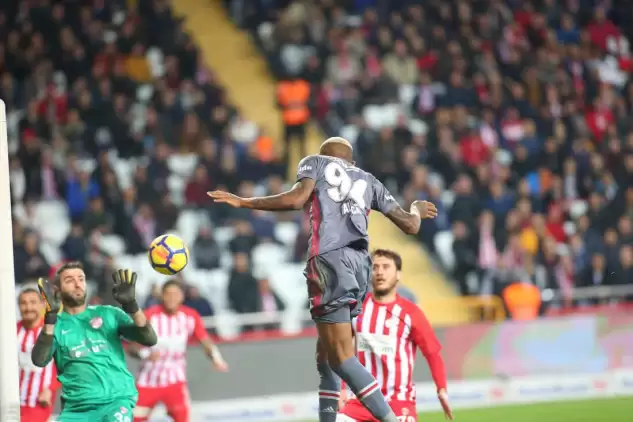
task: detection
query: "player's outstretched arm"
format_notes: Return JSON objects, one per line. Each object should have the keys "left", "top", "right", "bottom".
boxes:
{"left": 32, "top": 278, "right": 61, "bottom": 367}
{"left": 385, "top": 200, "right": 437, "bottom": 235}
{"left": 112, "top": 269, "right": 158, "bottom": 347}
{"left": 208, "top": 178, "right": 316, "bottom": 211}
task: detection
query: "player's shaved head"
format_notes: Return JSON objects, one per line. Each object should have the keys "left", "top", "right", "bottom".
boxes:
{"left": 319, "top": 137, "right": 354, "bottom": 162}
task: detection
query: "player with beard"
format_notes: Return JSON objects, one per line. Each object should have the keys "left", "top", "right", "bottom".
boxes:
{"left": 338, "top": 249, "right": 453, "bottom": 421}
{"left": 17, "top": 287, "right": 60, "bottom": 422}
{"left": 31, "top": 261, "right": 158, "bottom": 422}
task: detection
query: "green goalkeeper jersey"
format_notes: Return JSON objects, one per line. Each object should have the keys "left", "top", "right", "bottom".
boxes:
{"left": 51, "top": 305, "right": 138, "bottom": 411}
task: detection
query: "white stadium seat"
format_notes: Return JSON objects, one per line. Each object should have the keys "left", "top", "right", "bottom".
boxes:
{"left": 252, "top": 242, "right": 288, "bottom": 279}
{"left": 268, "top": 263, "right": 306, "bottom": 310}
{"left": 167, "top": 175, "right": 187, "bottom": 206}
{"left": 35, "top": 200, "right": 71, "bottom": 246}
{"left": 398, "top": 84, "right": 417, "bottom": 107}
{"left": 274, "top": 221, "right": 299, "bottom": 249}
{"left": 434, "top": 231, "right": 455, "bottom": 271}
{"left": 99, "top": 234, "right": 126, "bottom": 256}
{"left": 40, "top": 241, "right": 62, "bottom": 266}
{"left": 212, "top": 226, "right": 235, "bottom": 248}
{"left": 176, "top": 210, "right": 207, "bottom": 244}
{"left": 167, "top": 154, "right": 199, "bottom": 177}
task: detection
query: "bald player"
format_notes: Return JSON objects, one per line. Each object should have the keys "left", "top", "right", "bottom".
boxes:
{"left": 208, "top": 137, "right": 437, "bottom": 422}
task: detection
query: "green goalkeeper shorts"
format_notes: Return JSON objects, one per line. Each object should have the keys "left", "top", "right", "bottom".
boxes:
{"left": 55, "top": 400, "right": 134, "bottom": 422}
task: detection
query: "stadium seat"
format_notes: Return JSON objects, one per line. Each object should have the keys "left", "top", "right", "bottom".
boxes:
{"left": 136, "top": 84, "right": 154, "bottom": 104}
{"left": 114, "top": 254, "right": 136, "bottom": 270}
{"left": 191, "top": 268, "right": 229, "bottom": 311}
{"left": 34, "top": 201, "right": 71, "bottom": 246}
{"left": 219, "top": 251, "right": 233, "bottom": 269}
{"left": 167, "top": 154, "right": 199, "bottom": 177}
{"left": 40, "top": 241, "right": 63, "bottom": 267}
{"left": 176, "top": 210, "right": 208, "bottom": 244}
{"left": 268, "top": 263, "right": 306, "bottom": 310}
{"left": 167, "top": 175, "right": 187, "bottom": 206}
{"left": 563, "top": 221, "right": 576, "bottom": 236}
{"left": 212, "top": 226, "right": 235, "bottom": 248}
{"left": 252, "top": 242, "right": 288, "bottom": 279}
{"left": 212, "top": 311, "right": 241, "bottom": 339}
{"left": 112, "top": 158, "right": 136, "bottom": 190}
{"left": 279, "top": 308, "right": 306, "bottom": 334}
{"left": 408, "top": 118, "right": 429, "bottom": 135}
{"left": 440, "top": 190, "right": 455, "bottom": 208}
{"left": 146, "top": 47, "right": 165, "bottom": 78}
{"left": 274, "top": 221, "right": 299, "bottom": 249}
{"left": 569, "top": 200, "right": 588, "bottom": 219}
{"left": 340, "top": 124, "right": 359, "bottom": 146}
{"left": 434, "top": 231, "right": 455, "bottom": 271}
{"left": 98, "top": 234, "right": 127, "bottom": 257}
{"left": 398, "top": 85, "right": 417, "bottom": 108}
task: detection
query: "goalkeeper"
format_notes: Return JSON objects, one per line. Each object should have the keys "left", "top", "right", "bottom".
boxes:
{"left": 31, "top": 261, "right": 158, "bottom": 422}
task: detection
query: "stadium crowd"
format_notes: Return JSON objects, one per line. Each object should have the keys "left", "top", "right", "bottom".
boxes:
{"left": 6, "top": 0, "right": 633, "bottom": 331}
{"left": 249, "top": 0, "right": 633, "bottom": 312}
{"left": 5, "top": 0, "right": 298, "bottom": 334}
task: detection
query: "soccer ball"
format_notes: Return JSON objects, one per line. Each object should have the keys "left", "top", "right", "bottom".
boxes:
{"left": 148, "top": 234, "right": 189, "bottom": 275}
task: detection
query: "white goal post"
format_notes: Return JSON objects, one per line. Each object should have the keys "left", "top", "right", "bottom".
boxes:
{"left": 0, "top": 99, "right": 21, "bottom": 421}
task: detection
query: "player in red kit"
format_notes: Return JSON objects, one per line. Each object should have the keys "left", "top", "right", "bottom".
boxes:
{"left": 338, "top": 250, "right": 453, "bottom": 421}
{"left": 17, "top": 287, "right": 60, "bottom": 422}
{"left": 128, "top": 280, "right": 228, "bottom": 422}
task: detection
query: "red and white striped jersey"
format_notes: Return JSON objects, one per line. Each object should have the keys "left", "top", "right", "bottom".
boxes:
{"left": 17, "top": 321, "right": 58, "bottom": 408}
{"left": 352, "top": 294, "right": 441, "bottom": 403}
{"left": 136, "top": 305, "right": 209, "bottom": 388}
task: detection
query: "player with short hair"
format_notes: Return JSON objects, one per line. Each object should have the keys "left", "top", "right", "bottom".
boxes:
{"left": 17, "top": 287, "right": 60, "bottom": 422}
{"left": 337, "top": 249, "right": 452, "bottom": 421}
{"left": 31, "top": 262, "right": 158, "bottom": 422}
{"left": 208, "top": 137, "right": 437, "bottom": 422}
{"left": 128, "top": 280, "right": 228, "bottom": 422}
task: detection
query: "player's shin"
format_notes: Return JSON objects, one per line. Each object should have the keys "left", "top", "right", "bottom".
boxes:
{"left": 317, "top": 361, "right": 341, "bottom": 422}
{"left": 330, "top": 357, "right": 399, "bottom": 422}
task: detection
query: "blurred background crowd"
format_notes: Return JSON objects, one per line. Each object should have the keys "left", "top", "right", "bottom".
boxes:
{"left": 5, "top": 0, "right": 633, "bottom": 337}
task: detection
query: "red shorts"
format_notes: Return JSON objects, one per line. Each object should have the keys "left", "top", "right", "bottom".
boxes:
{"left": 339, "top": 399, "right": 417, "bottom": 422}
{"left": 134, "top": 383, "right": 190, "bottom": 422}
{"left": 20, "top": 405, "right": 53, "bottom": 422}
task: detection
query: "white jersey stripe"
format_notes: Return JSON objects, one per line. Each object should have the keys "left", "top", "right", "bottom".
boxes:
{"left": 353, "top": 295, "right": 424, "bottom": 404}
{"left": 18, "top": 323, "right": 56, "bottom": 408}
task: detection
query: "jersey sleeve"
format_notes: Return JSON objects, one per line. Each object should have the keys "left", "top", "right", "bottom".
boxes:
{"left": 410, "top": 306, "right": 441, "bottom": 356}
{"left": 371, "top": 176, "right": 399, "bottom": 214}
{"left": 109, "top": 305, "right": 135, "bottom": 329}
{"left": 190, "top": 310, "right": 210, "bottom": 343}
{"left": 410, "top": 306, "right": 447, "bottom": 391}
{"left": 296, "top": 155, "right": 320, "bottom": 182}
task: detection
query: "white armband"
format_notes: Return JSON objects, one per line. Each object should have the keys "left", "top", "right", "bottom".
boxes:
{"left": 410, "top": 203, "right": 420, "bottom": 216}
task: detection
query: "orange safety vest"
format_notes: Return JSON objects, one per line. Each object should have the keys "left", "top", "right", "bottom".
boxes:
{"left": 277, "top": 80, "right": 310, "bottom": 125}
{"left": 502, "top": 282, "right": 541, "bottom": 321}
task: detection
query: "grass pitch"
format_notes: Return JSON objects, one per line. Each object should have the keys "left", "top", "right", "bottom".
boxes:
{"left": 303, "top": 397, "right": 633, "bottom": 421}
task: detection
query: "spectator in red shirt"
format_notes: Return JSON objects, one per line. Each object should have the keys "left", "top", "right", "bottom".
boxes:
{"left": 460, "top": 129, "right": 490, "bottom": 168}
{"left": 545, "top": 204, "right": 567, "bottom": 244}
{"left": 587, "top": 7, "right": 621, "bottom": 51}
{"left": 185, "top": 165, "right": 213, "bottom": 206}
{"left": 585, "top": 98, "right": 615, "bottom": 142}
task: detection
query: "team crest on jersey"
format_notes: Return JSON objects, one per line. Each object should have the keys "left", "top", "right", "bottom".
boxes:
{"left": 120, "top": 407, "right": 128, "bottom": 414}
{"left": 90, "top": 317, "right": 103, "bottom": 329}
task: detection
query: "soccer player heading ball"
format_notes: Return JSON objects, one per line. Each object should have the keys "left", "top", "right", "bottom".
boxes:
{"left": 31, "top": 262, "right": 158, "bottom": 422}
{"left": 208, "top": 137, "right": 443, "bottom": 422}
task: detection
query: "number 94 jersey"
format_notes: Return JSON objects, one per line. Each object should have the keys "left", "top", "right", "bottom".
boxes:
{"left": 297, "top": 155, "right": 399, "bottom": 257}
